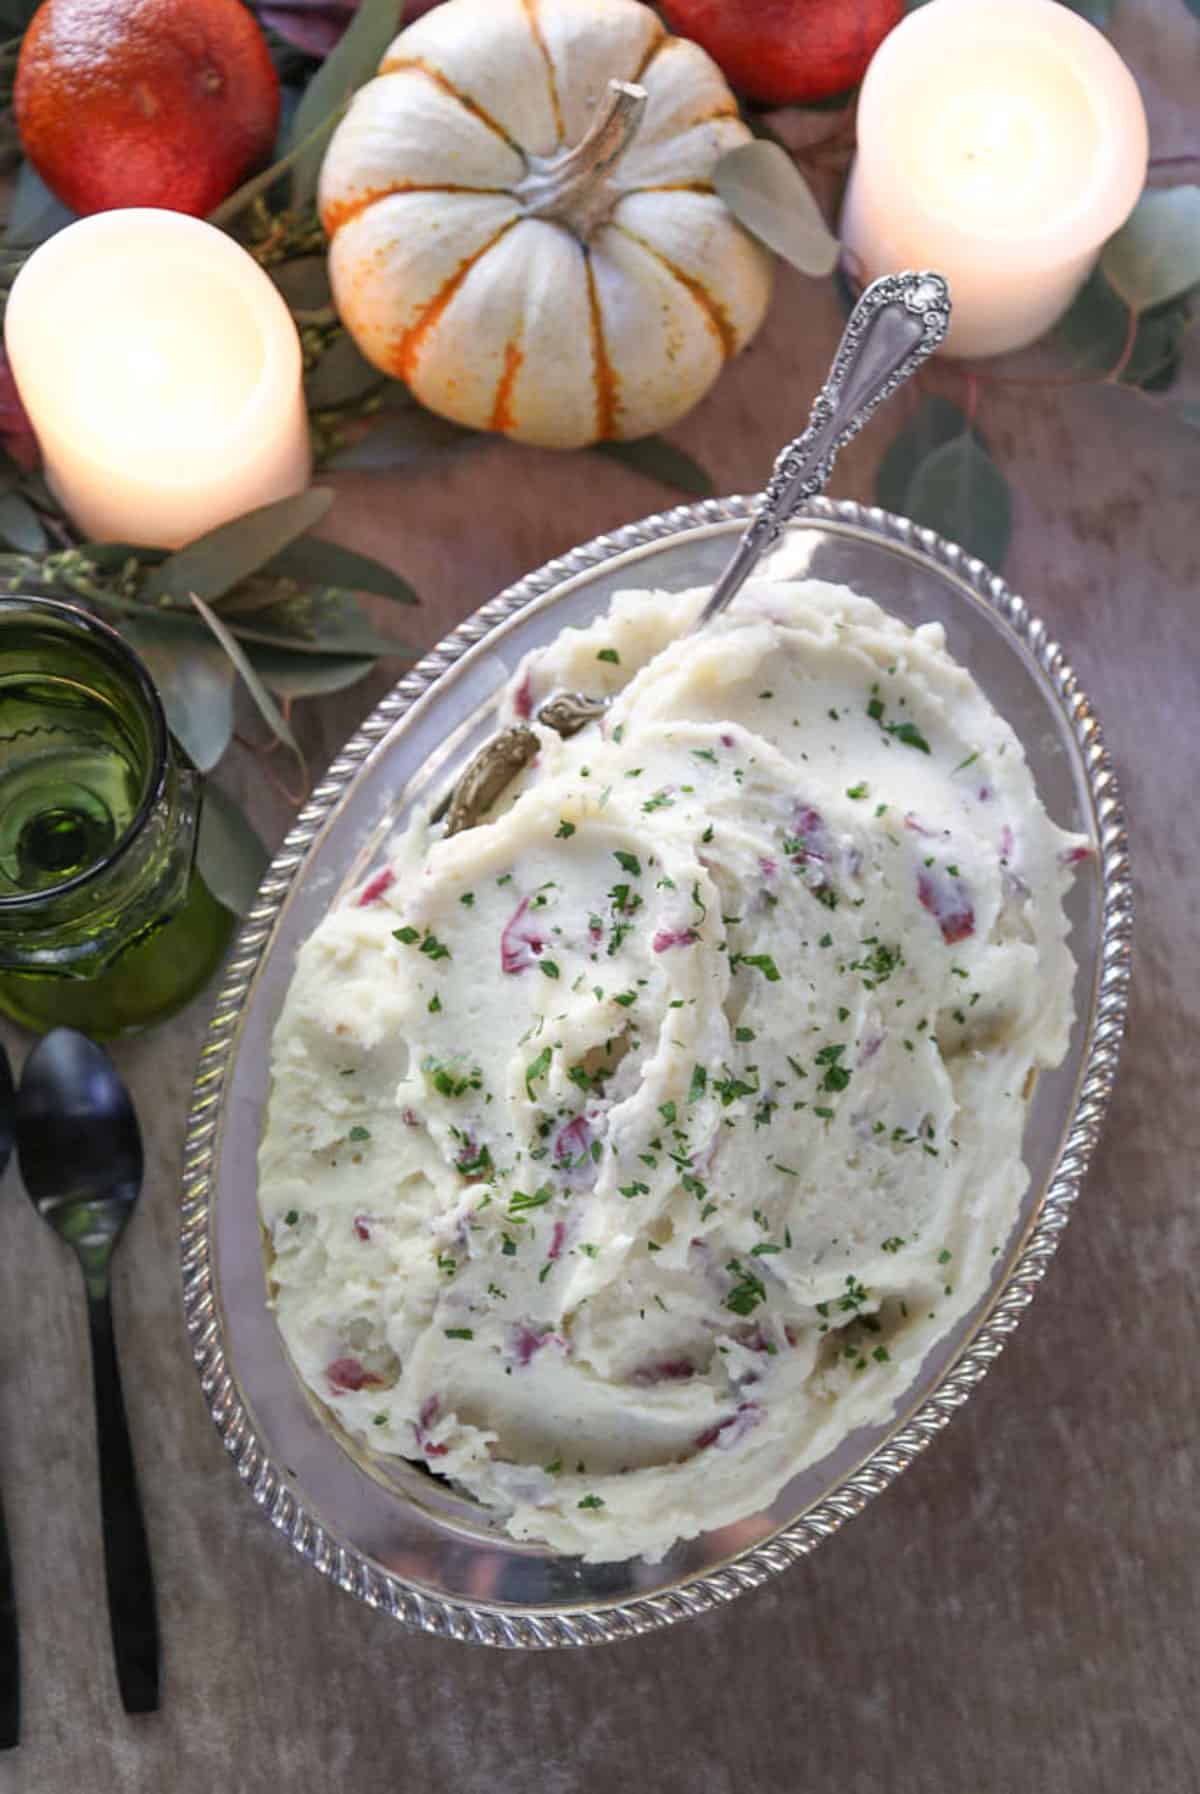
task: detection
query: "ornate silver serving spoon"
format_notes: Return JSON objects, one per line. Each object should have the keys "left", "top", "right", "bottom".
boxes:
{"left": 442, "top": 268, "right": 950, "bottom": 836}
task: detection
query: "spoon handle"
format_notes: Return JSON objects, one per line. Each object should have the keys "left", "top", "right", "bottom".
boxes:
{"left": 0, "top": 1491, "right": 17, "bottom": 1748}
{"left": 87, "top": 1287, "right": 159, "bottom": 1714}
{"left": 692, "top": 270, "right": 951, "bottom": 631}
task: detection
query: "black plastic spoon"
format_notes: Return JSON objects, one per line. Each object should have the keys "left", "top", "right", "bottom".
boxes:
{"left": 0, "top": 1040, "right": 18, "bottom": 1750}
{"left": 15, "top": 1030, "right": 159, "bottom": 1715}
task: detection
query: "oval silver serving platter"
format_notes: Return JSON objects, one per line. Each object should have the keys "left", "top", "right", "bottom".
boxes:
{"left": 181, "top": 497, "right": 1131, "bottom": 1648}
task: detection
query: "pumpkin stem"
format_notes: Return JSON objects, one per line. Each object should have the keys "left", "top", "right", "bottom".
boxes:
{"left": 518, "top": 80, "right": 647, "bottom": 240}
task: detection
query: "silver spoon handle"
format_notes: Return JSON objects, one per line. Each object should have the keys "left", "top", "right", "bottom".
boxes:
{"left": 692, "top": 270, "right": 951, "bottom": 631}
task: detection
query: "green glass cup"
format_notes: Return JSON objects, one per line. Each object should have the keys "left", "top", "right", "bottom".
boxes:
{"left": 0, "top": 595, "right": 235, "bottom": 1037}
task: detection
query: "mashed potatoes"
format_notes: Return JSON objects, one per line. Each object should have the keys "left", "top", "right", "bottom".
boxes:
{"left": 258, "top": 572, "right": 1086, "bottom": 1562}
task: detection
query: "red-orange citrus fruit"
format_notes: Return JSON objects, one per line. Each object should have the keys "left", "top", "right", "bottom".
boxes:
{"left": 15, "top": 0, "right": 280, "bottom": 218}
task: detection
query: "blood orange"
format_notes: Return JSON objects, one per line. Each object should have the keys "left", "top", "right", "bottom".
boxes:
{"left": 659, "top": 0, "right": 903, "bottom": 107}
{"left": 15, "top": 0, "right": 280, "bottom": 218}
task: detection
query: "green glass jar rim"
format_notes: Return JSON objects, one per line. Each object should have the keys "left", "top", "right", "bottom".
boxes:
{"left": 0, "top": 593, "right": 170, "bottom": 913}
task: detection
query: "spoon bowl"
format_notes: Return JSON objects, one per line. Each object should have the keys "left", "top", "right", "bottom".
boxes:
{"left": 17, "top": 1028, "right": 142, "bottom": 1263}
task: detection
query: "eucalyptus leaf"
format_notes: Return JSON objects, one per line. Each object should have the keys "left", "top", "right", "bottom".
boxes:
{"left": 875, "top": 397, "right": 981, "bottom": 517}
{"left": 3, "top": 163, "right": 76, "bottom": 248}
{"left": 122, "top": 617, "right": 235, "bottom": 773}
{"left": 592, "top": 436, "right": 715, "bottom": 498}
{"left": 714, "top": 141, "right": 839, "bottom": 277}
{"left": 1054, "top": 268, "right": 1130, "bottom": 371}
{"left": 287, "top": 0, "right": 405, "bottom": 208}
{"left": 196, "top": 782, "right": 269, "bottom": 919}
{"left": 304, "top": 332, "right": 384, "bottom": 409}
{"left": 1102, "top": 187, "right": 1200, "bottom": 314}
{"left": 207, "top": 105, "right": 347, "bottom": 228}
{"left": 902, "top": 433, "right": 1012, "bottom": 571}
{"left": 271, "top": 256, "right": 333, "bottom": 312}
{"left": 264, "top": 535, "right": 419, "bottom": 602}
{"left": 247, "top": 645, "right": 378, "bottom": 698}
{"left": 145, "top": 489, "right": 335, "bottom": 604}
{"left": 324, "top": 408, "right": 481, "bottom": 470}
{"left": 190, "top": 592, "right": 302, "bottom": 754}
{"left": 227, "top": 590, "right": 407, "bottom": 658}
{"left": 0, "top": 490, "right": 46, "bottom": 554}
{"left": 1121, "top": 298, "right": 1189, "bottom": 391}
{"left": 80, "top": 542, "right": 169, "bottom": 571}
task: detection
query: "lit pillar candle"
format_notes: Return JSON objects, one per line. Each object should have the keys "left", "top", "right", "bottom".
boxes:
{"left": 4, "top": 208, "right": 310, "bottom": 547}
{"left": 840, "top": 0, "right": 1148, "bottom": 359}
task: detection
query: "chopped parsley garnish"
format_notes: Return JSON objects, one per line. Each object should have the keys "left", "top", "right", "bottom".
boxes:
{"left": 422, "top": 1056, "right": 481, "bottom": 1099}
{"left": 687, "top": 1064, "right": 707, "bottom": 1103}
{"left": 428, "top": 993, "right": 442, "bottom": 1014}
{"left": 643, "top": 790, "right": 674, "bottom": 813}
{"left": 459, "top": 1140, "right": 495, "bottom": 1184}
{"left": 392, "top": 926, "right": 419, "bottom": 943}
{"left": 701, "top": 824, "right": 714, "bottom": 844}
{"left": 524, "top": 1047, "right": 551, "bottom": 1101}
{"left": 613, "top": 850, "right": 642, "bottom": 877}
{"left": 501, "top": 1234, "right": 517, "bottom": 1257}
{"left": 444, "top": 1328, "right": 473, "bottom": 1340}
{"left": 713, "top": 1069, "right": 759, "bottom": 1106}
{"left": 539, "top": 959, "right": 560, "bottom": 979}
{"left": 555, "top": 820, "right": 576, "bottom": 839}
{"left": 953, "top": 751, "right": 979, "bottom": 773}
{"left": 867, "top": 685, "right": 931, "bottom": 753}
{"left": 881, "top": 1236, "right": 906, "bottom": 1254}
{"left": 851, "top": 941, "right": 901, "bottom": 986}
{"left": 596, "top": 648, "right": 621, "bottom": 665}
{"left": 938, "top": 1248, "right": 953, "bottom": 1264}
{"left": 739, "top": 953, "right": 781, "bottom": 982}
{"left": 846, "top": 782, "right": 869, "bottom": 800}
{"left": 659, "top": 1100, "right": 677, "bottom": 1125}
{"left": 815, "top": 1045, "right": 850, "bottom": 1094}
{"left": 419, "top": 931, "right": 452, "bottom": 961}
{"left": 459, "top": 891, "right": 475, "bottom": 907}
{"left": 750, "top": 1242, "right": 782, "bottom": 1256}
{"left": 724, "top": 1259, "right": 767, "bottom": 1316}
{"left": 620, "top": 1180, "right": 650, "bottom": 1199}
{"left": 348, "top": 1125, "right": 371, "bottom": 1143}
{"left": 872, "top": 1345, "right": 891, "bottom": 1363}
{"left": 578, "top": 1494, "right": 605, "bottom": 1510}
{"left": 735, "top": 1026, "right": 756, "bottom": 1043}
{"left": 283, "top": 1209, "right": 299, "bottom": 1227}
{"left": 508, "top": 1187, "right": 554, "bottom": 1215}
{"left": 692, "top": 747, "right": 718, "bottom": 765}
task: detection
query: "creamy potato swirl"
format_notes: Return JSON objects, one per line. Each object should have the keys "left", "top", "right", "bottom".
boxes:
{"left": 258, "top": 573, "right": 1086, "bottom": 1562}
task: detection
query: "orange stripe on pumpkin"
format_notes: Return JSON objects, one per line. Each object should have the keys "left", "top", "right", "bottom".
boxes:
{"left": 388, "top": 220, "right": 519, "bottom": 383}
{"left": 322, "top": 183, "right": 509, "bottom": 238}
{"left": 633, "top": 20, "right": 669, "bottom": 82}
{"left": 489, "top": 337, "right": 525, "bottom": 433}
{"left": 379, "top": 58, "right": 526, "bottom": 157}
{"left": 583, "top": 253, "right": 619, "bottom": 441}
{"left": 612, "top": 225, "right": 737, "bottom": 360}
{"left": 521, "top": 0, "right": 565, "bottom": 146}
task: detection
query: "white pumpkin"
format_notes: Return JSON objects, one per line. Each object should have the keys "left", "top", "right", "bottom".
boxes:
{"left": 319, "top": 0, "right": 773, "bottom": 448}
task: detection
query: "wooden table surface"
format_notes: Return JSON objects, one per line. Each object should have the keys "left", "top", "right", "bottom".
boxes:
{"left": 2, "top": 5, "right": 1197, "bottom": 1788}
